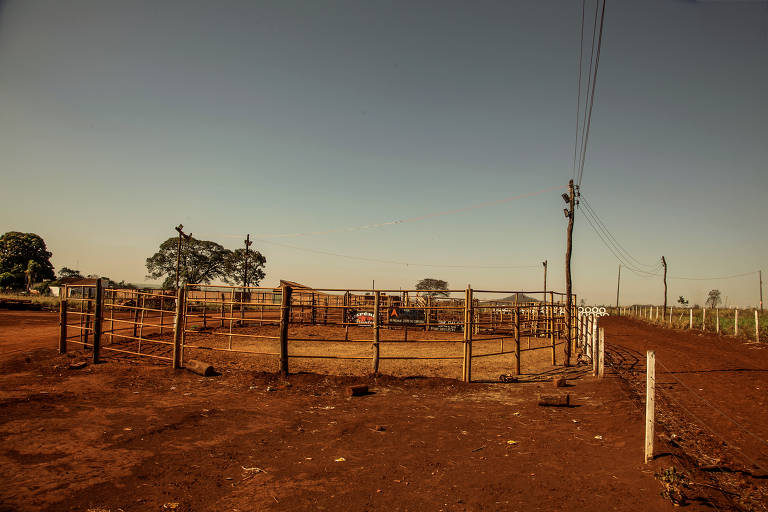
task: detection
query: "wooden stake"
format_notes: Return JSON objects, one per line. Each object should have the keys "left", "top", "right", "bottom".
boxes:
{"left": 644, "top": 350, "right": 655, "bottom": 464}
{"left": 702, "top": 307, "right": 706, "bottom": 331}
{"left": 92, "top": 279, "right": 102, "bottom": 364}
{"left": 462, "top": 286, "right": 473, "bottom": 382}
{"left": 172, "top": 287, "right": 185, "bottom": 369}
{"left": 59, "top": 286, "right": 67, "bottom": 354}
{"left": 279, "top": 285, "right": 292, "bottom": 375}
{"left": 598, "top": 327, "right": 605, "bottom": 378}
{"left": 592, "top": 316, "right": 599, "bottom": 376}
{"left": 514, "top": 306, "right": 521, "bottom": 375}
{"left": 689, "top": 308, "right": 693, "bottom": 329}
{"left": 372, "top": 291, "right": 380, "bottom": 374}
{"left": 735, "top": 309, "right": 739, "bottom": 336}
{"left": 755, "top": 310, "right": 760, "bottom": 343}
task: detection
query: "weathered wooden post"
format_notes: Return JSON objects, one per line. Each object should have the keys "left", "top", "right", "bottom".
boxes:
{"left": 172, "top": 287, "right": 185, "bottom": 369}
{"left": 598, "top": 327, "right": 605, "bottom": 378}
{"left": 716, "top": 308, "right": 720, "bottom": 333}
{"left": 734, "top": 309, "right": 739, "bottom": 336}
{"left": 550, "top": 301, "right": 556, "bottom": 366}
{"left": 92, "top": 279, "right": 103, "bottom": 363}
{"left": 689, "top": 308, "right": 693, "bottom": 329}
{"left": 59, "top": 285, "right": 68, "bottom": 353}
{"left": 220, "top": 292, "right": 225, "bottom": 327}
{"left": 702, "top": 308, "right": 706, "bottom": 331}
{"left": 755, "top": 310, "right": 760, "bottom": 343}
{"left": 514, "top": 306, "right": 521, "bottom": 375}
{"left": 279, "top": 285, "right": 292, "bottom": 375}
{"left": 462, "top": 286, "right": 473, "bottom": 382}
{"left": 592, "top": 315, "right": 599, "bottom": 375}
{"left": 159, "top": 294, "right": 165, "bottom": 335}
{"left": 645, "top": 350, "right": 656, "bottom": 463}
{"left": 372, "top": 291, "right": 380, "bottom": 374}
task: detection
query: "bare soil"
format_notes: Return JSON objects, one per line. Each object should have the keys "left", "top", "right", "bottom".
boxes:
{"left": 0, "top": 311, "right": 736, "bottom": 511}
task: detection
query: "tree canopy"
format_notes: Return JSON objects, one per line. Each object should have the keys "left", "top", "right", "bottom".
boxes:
{"left": 58, "top": 267, "right": 82, "bottom": 279}
{"left": 146, "top": 237, "right": 267, "bottom": 289}
{"left": 415, "top": 278, "right": 449, "bottom": 297}
{"left": 222, "top": 248, "right": 267, "bottom": 286}
{"left": 706, "top": 289, "right": 722, "bottom": 309}
{"left": 0, "top": 232, "right": 55, "bottom": 290}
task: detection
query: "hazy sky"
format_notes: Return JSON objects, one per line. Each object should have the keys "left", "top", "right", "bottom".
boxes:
{"left": 1, "top": 0, "right": 766, "bottom": 306}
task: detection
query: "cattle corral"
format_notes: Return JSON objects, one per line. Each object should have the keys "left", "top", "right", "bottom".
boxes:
{"left": 58, "top": 281, "right": 582, "bottom": 382}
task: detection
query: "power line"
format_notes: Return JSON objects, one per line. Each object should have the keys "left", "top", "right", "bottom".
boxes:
{"left": 572, "top": 0, "right": 587, "bottom": 181}
{"left": 246, "top": 184, "right": 564, "bottom": 240}
{"left": 579, "top": 194, "right": 659, "bottom": 269}
{"left": 576, "top": 0, "right": 607, "bottom": 188}
{"left": 255, "top": 238, "right": 542, "bottom": 270}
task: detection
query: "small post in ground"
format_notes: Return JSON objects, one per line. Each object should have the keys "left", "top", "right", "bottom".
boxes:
{"left": 755, "top": 310, "right": 760, "bottom": 343}
{"left": 59, "top": 285, "right": 68, "bottom": 353}
{"left": 372, "top": 291, "right": 380, "bottom": 374}
{"left": 598, "top": 327, "right": 605, "bottom": 378}
{"left": 279, "top": 285, "right": 293, "bottom": 375}
{"left": 735, "top": 309, "right": 739, "bottom": 336}
{"left": 92, "top": 279, "right": 103, "bottom": 363}
{"left": 172, "top": 287, "right": 185, "bottom": 369}
{"left": 645, "top": 350, "right": 656, "bottom": 464}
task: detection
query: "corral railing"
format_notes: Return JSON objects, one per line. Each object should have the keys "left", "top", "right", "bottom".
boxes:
{"left": 59, "top": 282, "right": 579, "bottom": 381}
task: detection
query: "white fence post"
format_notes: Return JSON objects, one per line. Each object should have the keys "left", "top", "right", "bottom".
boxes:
{"left": 689, "top": 308, "right": 693, "bottom": 329}
{"left": 598, "top": 327, "right": 605, "bottom": 378}
{"left": 645, "top": 350, "right": 655, "bottom": 464}
{"left": 702, "top": 308, "right": 706, "bottom": 331}
{"left": 735, "top": 309, "right": 739, "bottom": 336}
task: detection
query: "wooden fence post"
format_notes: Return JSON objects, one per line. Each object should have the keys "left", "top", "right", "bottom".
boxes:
{"left": 550, "top": 302, "right": 556, "bottom": 366}
{"left": 755, "top": 310, "right": 760, "bottom": 343}
{"left": 462, "top": 286, "right": 473, "bottom": 382}
{"left": 514, "top": 306, "right": 521, "bottom": 375}
{"left": 689, "top": 308, "right": 693, "bottom": 329}
{"left": 716, "top": 308, "right": 720, "bottom": 333}
{"left": 598, "top": 327, "right": 605, "bottom": 378}
{"left": 220, "top": 292, "right": 225, "bottom": 327}
{"left": 172, "top": 287, "right": 185, "bottom": 369}
{"left": 92, "top": 279, "right": 102, "bottom": 363}
{"left": 279, "top": 285, "right": 292, "bottom": 375}
{"left": 644, "top": 350, "right": 655, "bottom": 463}
{"left": 734, "top": 309, "right": 739, "bottom": 336}
{"left": 592, "top": 316, "right": 599, "bottom": 376}
{"left": 372, "top": 291, "right": 380, "bottom": 374}
{"left": 702, "top": 307, "right": 706, "bottom": 331}
{"left": 59, "top": 286, "right": 68, "bottom": 353}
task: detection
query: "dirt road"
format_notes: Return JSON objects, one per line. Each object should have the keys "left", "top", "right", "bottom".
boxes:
{"left": 0, "top": 311, "right": 683, "bottom": 512}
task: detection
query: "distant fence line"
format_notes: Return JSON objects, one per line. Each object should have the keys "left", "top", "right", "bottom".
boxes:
{"left": 609, "top": 305, "right": 763, "bottom": 343}
{"left": 57, "top": 282, "right": 582, "bottom": 381}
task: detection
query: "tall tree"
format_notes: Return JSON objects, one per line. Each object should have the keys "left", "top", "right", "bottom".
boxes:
{"left": 415, "top": 278, "right": 449, "bottom": 297}
{"left": 706, "top": 289, "right": 722, "bottom": 309}
{"left": 146, "top": 237, "right": 231, "bottom": 289}
{"left": 58, "top": 267, "right": 82, "bottom": 279}
{"left": 222, "top": 248, "right": 267, "bottom": 287}
{"left": 0, "top": 232, "right": 55, "bottom": 289}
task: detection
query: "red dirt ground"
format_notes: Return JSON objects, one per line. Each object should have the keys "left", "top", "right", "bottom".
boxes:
{"left": 1, "top": 310, "right": 762, "bottom": 511}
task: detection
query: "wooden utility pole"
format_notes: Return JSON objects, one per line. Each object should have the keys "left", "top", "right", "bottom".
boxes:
{"left": 616, "top": 264, "right": 621, "bottom": 309}
{"left": 174, "top": 224, "right": 192, "bottom": 290}
{"left": 661, "top": 256, "right": 667, "bottom": 317}
{"left": 563, "top": 179, "right": 575, "bottom": 367}
{"left": 542, "top": 260, "right": 547, "bottom": 302}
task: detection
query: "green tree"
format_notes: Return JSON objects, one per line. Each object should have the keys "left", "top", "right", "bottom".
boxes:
{"left": 145, "top": 237, "right": 231, "bottom": 289}
{"left": 222, "top": 248, "right": 267, "bottom": 286}
{"left": 415, "top": 278, "right": 449, "bottom": 298}
{"left": 58, "top": 267, "right": 82, "bottom": 279}
{"left": 706, "top": 289, "right": 721, "bottom": 309}
{"left": 677, "top": 296, "right": 688, "bottom": 307}
{"left": 0, "top": 232, "right": 55, "bottom": 290}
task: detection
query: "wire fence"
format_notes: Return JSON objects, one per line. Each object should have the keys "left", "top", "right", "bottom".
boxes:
{"left": 608, "top": 305, "right": 765, "bottom": 343}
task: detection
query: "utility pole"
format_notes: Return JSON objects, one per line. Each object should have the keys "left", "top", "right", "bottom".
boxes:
{"left": 661, "top": 256, "right": 667, "bottom": 316}
{"left": 174, "top": 224, "right": 192, "bottom": 290}
{"left": 563, "top": 180, "right": 576, "bottom": 367}
{"left": 243, "top": 234, "right": 252, "bottom": 288}
{"left": 542, "top": 260, "right": 547, "bottom": 302}
{"left": 616, "top": 264, "right": 621, "bottom": 309}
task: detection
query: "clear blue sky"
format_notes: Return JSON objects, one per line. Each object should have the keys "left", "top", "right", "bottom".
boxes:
{"left": 1, "top": 0, "right": 766, "bottom": 306}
